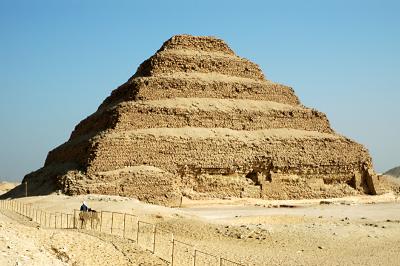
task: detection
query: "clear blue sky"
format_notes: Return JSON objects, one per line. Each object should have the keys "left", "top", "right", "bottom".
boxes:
{"left": 0, "top": 0, "right": 399, "bottom": 181}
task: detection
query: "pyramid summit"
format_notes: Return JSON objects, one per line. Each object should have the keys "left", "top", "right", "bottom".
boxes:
{"left": 18, "top": 34, "right": 383, "bottom": 204}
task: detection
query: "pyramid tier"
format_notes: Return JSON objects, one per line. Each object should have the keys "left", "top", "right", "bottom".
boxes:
{"left": 46, "top": 128, "right": 371, "bottom": 181}
{"left": 99, "top": 72, "right": 300, "bottom": 110}
{"left": 71, "top": 98, "right": 332, "bottom": 140}
{"left": 85, "top": 128, "right": 371, "bottom": 176}
{"left": 134, "top": 49, "right": 265, "bottom": 80}
{"left": 156, "top": 34, "right": 236, "bottom": 55}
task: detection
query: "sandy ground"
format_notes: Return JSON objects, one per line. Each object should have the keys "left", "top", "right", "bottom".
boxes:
{"left": 1, "top": 193, "right": 400, "bottom": 265}
{"left": 0, "top": 207, "right": 166, "bottom": 266}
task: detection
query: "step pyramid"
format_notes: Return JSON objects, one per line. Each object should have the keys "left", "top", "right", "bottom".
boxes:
{"left": 22, "top": 35, "right": 379, "bottom": 205}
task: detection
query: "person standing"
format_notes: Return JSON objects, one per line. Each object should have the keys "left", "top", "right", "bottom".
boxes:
{"left": 80, "top": 201, "right": 89, "bottom": 212}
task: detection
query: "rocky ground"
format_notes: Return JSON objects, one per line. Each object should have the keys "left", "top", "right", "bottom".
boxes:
{"left": 1, "top": 193, "right": 400, "bottom": 265}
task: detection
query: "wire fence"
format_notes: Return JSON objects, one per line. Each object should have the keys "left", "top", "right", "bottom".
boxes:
{"left": 0, "top": 199, "right": 245, "bottom": 266}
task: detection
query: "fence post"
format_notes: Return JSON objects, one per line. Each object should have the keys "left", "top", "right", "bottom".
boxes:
{"left": 73, "top": 210, "right": 76, "bottom": 229}
{"left": 171, "top": 238, "right": 175, "bottom": 266}
{"left": 152, "top": 225, "right": 156, "bottom": 254}
{"left": 192, "top": 246, "right": 195, "bottom": 266}
{"left": 136, "top": 220, "right": 140, "bottom": 244}
{"left": 111, "top": 212, "right": 114, "bottom": 234}
{"left": 25, "top": 181, "right": 28, "bottom": 197}
{"left": 100, "top": 211, "right": 103, "bottom": 232}
{"left": 123, "top": 213, "right": 126, "bottom": 238}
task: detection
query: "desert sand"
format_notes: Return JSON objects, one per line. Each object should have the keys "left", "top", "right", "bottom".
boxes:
{"left": 1, "top": 193, "right": 400, "bottom": 266}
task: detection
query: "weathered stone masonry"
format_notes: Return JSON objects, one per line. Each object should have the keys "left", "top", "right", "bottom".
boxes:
{"left": 23, "top": 34, "right": 381, "bottom": 205}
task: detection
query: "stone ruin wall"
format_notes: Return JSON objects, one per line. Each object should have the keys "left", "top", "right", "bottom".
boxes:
{"left": 60, "top": 167, "right": 181, "bottom": 206}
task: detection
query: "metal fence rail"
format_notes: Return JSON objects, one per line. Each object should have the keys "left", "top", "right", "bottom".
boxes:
{"left": 0, "top": 199, "right": 246, "bottom": 266}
